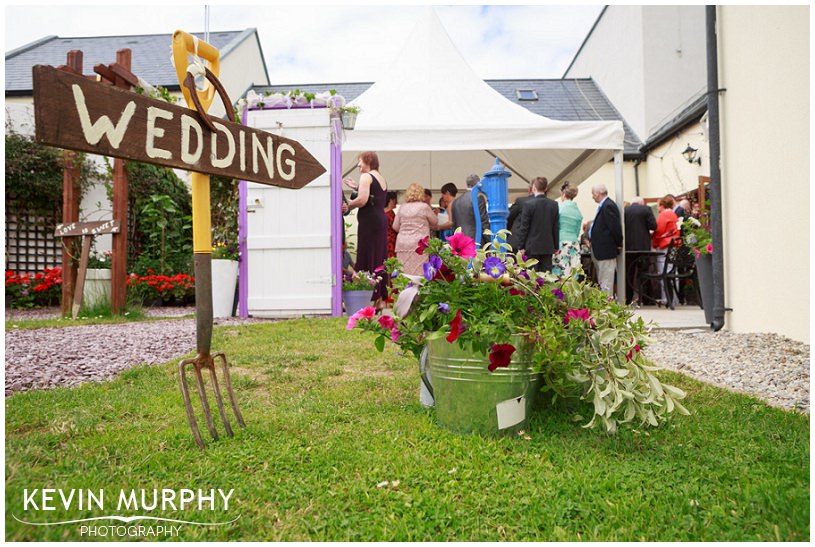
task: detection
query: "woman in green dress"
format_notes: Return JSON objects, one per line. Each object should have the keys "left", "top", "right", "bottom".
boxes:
{"left": 552, "top": 182, "right": 583, "bottom": 277}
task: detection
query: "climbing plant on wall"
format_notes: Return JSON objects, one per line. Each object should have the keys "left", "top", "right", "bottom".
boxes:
{"left": 4, "top": 132, "right": 98, "bottom": 215}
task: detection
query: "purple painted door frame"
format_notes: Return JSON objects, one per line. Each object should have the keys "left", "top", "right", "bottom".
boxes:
{"left": 238, "top": 107, "right": 343, "bottom": 317}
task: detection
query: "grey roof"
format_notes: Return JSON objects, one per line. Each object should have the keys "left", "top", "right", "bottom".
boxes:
{"left": 641, "top": 92, "right": 708, "bottom": 152}
{"left": 252, "top": 77, "right": 643, "bottom": 157}
{"left": 5, "top": 29, "right": 262, "bottom": 94}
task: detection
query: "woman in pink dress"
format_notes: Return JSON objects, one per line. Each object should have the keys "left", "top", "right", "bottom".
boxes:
{"left": 393, "top": 183, "right": 439, "bottom": 276}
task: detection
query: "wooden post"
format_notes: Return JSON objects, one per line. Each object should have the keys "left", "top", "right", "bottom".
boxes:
{"left": 110, "top": 49, "right": 131, "bottom": 314}
{"left": 60, "top": 50, "right": 83, "bottom": 317}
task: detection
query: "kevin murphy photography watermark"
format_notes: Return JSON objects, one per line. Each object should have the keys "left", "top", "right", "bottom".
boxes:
{"left": 11, "top": 487, "right": 240, "bottom": 539}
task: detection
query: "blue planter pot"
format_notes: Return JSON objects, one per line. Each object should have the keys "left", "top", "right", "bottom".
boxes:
{"left": 343, "top": 290, "right": 373, "bottom": 316}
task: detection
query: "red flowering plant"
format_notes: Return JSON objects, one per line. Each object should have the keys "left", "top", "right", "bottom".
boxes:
{"left": 126, "top": 270, "right": 195, "bottom": 304}
{"left": 347, "top": 230, "right": 689, "bottom": 433}
{"left": 5, "top": 267, "right": 63, "bottom": 308}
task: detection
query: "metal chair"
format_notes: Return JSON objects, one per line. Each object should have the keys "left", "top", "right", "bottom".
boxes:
{"left": 638, "top": 239, "right": 701, "bottom": 309}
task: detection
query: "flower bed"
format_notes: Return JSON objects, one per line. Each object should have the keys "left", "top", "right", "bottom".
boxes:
{"left": 5, "top": 267, "right": 62, "bottom": 308}
{"left": 126, "top": 270, "right": 195, "bottom": 305}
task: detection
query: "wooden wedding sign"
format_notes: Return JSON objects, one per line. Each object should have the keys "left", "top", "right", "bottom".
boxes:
{"left": 33, "top": 32, "right": 327, "bottom": 449}
{"left": 33, "top": 64, "right": 325, "bottom": 188}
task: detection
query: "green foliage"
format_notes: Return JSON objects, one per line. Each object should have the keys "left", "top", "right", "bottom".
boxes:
{"left": 353, "top": 231, "right": 688, "bottom": 434}
{"left": 3, "top": 317, "right": 810, "bottom": 541}
{"left": 210, "top": 175, "right": 239, "bottom": 255}
{"left": 681, "top": 216, "right": 713, "bottom": 254}
{"left": 123, "top": 162, "right": 193, "bottom": 276}
{"left": 4, "top": 132, "right": 98, "bottom": 215}
{"left": 133, "top": 83, "right": 177, "bottom": 105}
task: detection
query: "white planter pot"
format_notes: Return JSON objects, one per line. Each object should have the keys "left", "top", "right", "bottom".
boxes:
{"left": 212, "top": 259, "right": 239, "bottom": 318}
{"left": 85, "top": 268, "right": 112, "bottom": 308}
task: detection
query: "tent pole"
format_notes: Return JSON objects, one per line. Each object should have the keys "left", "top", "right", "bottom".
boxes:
{"left": 614, "top": 149, "right": 625, "bottom": 305}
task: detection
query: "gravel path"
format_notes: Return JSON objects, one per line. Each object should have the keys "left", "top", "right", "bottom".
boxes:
{"left": 4, "top": 307, "right": 810, "bottom": 413}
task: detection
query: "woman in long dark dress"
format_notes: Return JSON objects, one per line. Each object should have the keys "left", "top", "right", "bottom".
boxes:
{"left": 343, "top": 151, "right": 389, "bottom": 308}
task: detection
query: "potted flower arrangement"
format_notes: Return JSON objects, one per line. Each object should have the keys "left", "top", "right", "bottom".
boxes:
{"left": 347, "top": 231, "right": 689, "bottom": 435}
{"left": 342, "top": 270, "right": 378, "bottom": 316}
{"left": 679, "top": 216, "right": 712, "bottom": 258}
{"left": 680, "top": 216, "right": 714, "bottom": 323}
{"left": 211, "top": 241, "right": 240, "bottom": 318}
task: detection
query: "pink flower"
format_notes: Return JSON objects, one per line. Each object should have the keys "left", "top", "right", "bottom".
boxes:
{"left": 705, "top": 243, "right": 713, "bottom": 253}
{"left": 378, "top": 315, "right": 395, "bottom": 330}
{"left": 447, "top": 233, "right": 476, "bottom": 258}
{"left": 415, "top": 236, "right": 430, "bottom": 255}
{"left": 346, "top": 306, "right": 377, "bottom": 330}
{"left": 488, "top": 343, "right": 516, "bottom": 371}
{"left": 564, "top": 308, "right": 592, "bottom": 326}
{"left": 390, "top": 327, "right": 401, "bottom": 343}
{"left": 446, "top": 309, "right": 464, "bottom": 343}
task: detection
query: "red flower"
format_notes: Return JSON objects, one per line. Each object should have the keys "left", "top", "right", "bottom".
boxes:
{"left": 564, "top": 308, "right": 592, "bottom": 326}
{"left": 415, "top": 236, "right": 430, "bottom": 255}
{"left": 378, "top": 315, "right": 395, "bottom": 330}
{"left": 509, "top": 287, "right": 526, "bottom": 296}
{"left": 446, "top": 309, "right": 464, "bottom": 343}
{"left": 433, "top": 263, "right": 456, "bottom": 282}
{"left": 488, "top": 343, "right": 516, "bottom": 371}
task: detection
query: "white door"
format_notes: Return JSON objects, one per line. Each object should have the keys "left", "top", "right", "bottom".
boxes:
{"left": 245, "top": 109, "right": 332, "bottom": 317}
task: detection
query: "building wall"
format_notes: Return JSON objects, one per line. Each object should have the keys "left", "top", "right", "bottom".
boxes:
{"left": 718, "top": 5, "right": 809, "bottom": 342}
{"left": 565, "top": 7, "right": 647, "bottom": 138}
{"left": 565, "top": 5, "right": 706, "bottom": 141}
{"left": 641, "top": 6, "right": 707, "bottom": 137}
{"left": 212, "top": 34, "right": 269, "bottom": 119}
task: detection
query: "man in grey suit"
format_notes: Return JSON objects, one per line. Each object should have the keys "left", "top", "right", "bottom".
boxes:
{"left": 513, "top": 176, "right": 559, "bottom": 272}
{"left": 450, "top": 174, "right": 490, "bottom": 244}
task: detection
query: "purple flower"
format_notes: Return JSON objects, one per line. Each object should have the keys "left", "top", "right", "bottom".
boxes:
{"left": 535, "top": 277, "right": 545, "bottom": 288}
{"left": 483, "top": 256, "right": 506, "bottom": 279}
{"left": 438, "top": 302, "right": 450, "bottom": 315}
{"left": 423, "top": 255, "right": 443, "bottom": 281}
{"left": 552, "top": 288, "right": 565, "bottom": 300}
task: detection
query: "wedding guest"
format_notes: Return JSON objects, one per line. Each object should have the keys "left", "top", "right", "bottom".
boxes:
{"left": 588, "top": 184, "right": 623, "bottom": 295}
{"left": 393, "top": 183, "right": 439, "bottom": 276}
{"left": 451, "top": 174, "right": 490, "bottom": 244}
{"left": 513, "top": 176, "right": 559, "bottom": 272}
{"left": 384, "top": 191, "right": 398, "bottom": 259}
{"left": 343, "top": 151, "right": 389, "bottom": 309}
{"left": 651, "top": 196, "right": 680, "bottom": 306}
{"left": 552, "top": 182, "right": 583, "bottom": 277}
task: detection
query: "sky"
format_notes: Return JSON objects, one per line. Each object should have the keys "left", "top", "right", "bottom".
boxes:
{"left": 3, "top": 3, "right": 604, "bottom": 85}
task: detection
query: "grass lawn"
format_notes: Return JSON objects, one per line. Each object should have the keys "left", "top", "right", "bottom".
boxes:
{"left": 4, "top": 317, "right": 810, "bottom": 541}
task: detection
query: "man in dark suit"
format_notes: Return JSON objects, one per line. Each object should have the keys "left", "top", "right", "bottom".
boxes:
{"left": 668, "top": 194, "right": 686, "bottom": 220}
{"left": 588, "top": 184, "right": 623, "bottom": 295}
{"left": 624, "top": 196, "right": 657, "bottom": 303}
{"left": 513, "top": 176, "right": 559, "bottom": 272}
{"left": 451, "top": 174, "right": 490, "bottom": 244}
{"left": 624, "top": 196, "right": 656, "bottom": 251}
{"left": 506, "top": 183, "right": 534, "bottom": 251}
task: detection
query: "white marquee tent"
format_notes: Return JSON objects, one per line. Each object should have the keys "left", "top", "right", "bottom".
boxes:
{"left": 342, "top": 8, "right": 625, "bottom": 197}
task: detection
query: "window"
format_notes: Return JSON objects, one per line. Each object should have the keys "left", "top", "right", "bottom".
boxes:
{"left": 516, "top": 89, "right": 538, "bottom": 101}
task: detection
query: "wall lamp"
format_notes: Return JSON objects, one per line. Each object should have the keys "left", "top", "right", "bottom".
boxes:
{"left": 682, "top": 143, "right": 702, "bottom": 165}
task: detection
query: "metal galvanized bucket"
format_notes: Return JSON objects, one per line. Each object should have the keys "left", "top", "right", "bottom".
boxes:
{"left": 425, "top": 336, "right": 540, "bottom": 436}
{"left": 343, "top": 290, "right": 373, "bottom": 316}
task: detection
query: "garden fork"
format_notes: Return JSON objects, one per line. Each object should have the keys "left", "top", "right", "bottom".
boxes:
{"left": 172, "top": 30, "right": 245, "bottom": 449}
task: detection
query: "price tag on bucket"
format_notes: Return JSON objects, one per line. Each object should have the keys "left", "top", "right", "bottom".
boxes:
{"left": 496, "top": 396, "right": 526, "bottom": 430}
